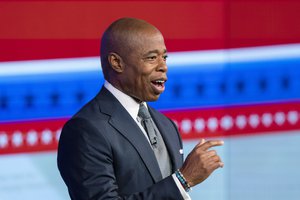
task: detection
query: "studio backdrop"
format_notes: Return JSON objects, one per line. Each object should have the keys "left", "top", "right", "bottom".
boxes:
{"left": 0, "top": 1, "right": 300, "bottom": 200}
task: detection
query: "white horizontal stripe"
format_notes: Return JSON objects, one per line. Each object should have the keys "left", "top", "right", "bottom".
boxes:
{"left": 0, "top": 43, "right": 299, "bottom": 77}
{"left": 0, "top": 57, "right": 100, "bottom": 77}
{"left": 169, "top": 43, "right": 300, "bottom": 66}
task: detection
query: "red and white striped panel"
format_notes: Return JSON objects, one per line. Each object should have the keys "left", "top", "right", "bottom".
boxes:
{"left": 1, "top": 102, "right": 299, "bottom": 155}
{"left": 164, "top": 102, "right": 300, "bottom": 139}
{"left": 0, "top": 119, "right": 65, "bottom": 155}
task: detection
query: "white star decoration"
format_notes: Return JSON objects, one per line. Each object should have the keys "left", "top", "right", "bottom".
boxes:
{"left": 41, "top": 129, "right": 52, "bottom": 144}
{"left": 220, "top": 115, "right": 233, "bottom": 130}
{"left": 181, "top": 119, "right": 192, "bottom": 133}
{"left": 194, "top": 118, "right": 205, "bottom": 132}
{"left": 0, "top": 132, "right": 8, "bottom": 148}
{"left": 287, "top": 111, "right": 298, "bottom": 125}
{"left": 12, "top": 131, "right": 23, "bottom": 147}
{"left": 249, "top": 114, "right": 260, "bottom": 128}
{"left": 27, "top": 130, "right": 38, "bottom": 146}
{"left": 56, "top": 129, "right": 62, "bottom": 142}
{"left": 236, "top": 115, "right": 247, "bottom": 129}
{"left": 275, "top": 112, "right": 285, "bottom": 125}
{"left": 262, "top": 113, "right": 272, "bottom": 127}
{"left": 207, "top": 117, "right": 218, "bottom": 131}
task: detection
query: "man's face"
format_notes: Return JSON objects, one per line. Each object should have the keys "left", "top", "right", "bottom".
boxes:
{"left": 120, "top": 30, "right": 168, "bottom": 102}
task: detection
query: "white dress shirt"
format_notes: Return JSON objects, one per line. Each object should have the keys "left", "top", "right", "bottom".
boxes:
{"left": 104, "top": 80, "right": 191, "bottom": 200}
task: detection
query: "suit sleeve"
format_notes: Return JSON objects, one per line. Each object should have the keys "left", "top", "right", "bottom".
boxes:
{"left": 57, "top": 117, "right": 184, "bottom": 200}
{"left": 168, "top": 118, "right": 183, "bottom": 154}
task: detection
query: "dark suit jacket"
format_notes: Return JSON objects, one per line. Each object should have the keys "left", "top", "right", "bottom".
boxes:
{"left": 57, "top": 87, "right": 184, "bottom": 200}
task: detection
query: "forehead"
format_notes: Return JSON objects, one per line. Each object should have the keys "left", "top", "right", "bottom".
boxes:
{"left": 131, "top": 30, "right": 167, "bottom": 54}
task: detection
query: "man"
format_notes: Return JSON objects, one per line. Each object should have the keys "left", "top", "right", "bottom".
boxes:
{"left": 57, "top": 17, "right": 224, "bottom": 200}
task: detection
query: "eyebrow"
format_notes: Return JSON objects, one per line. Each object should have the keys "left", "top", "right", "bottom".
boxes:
{"left": 143, "top": 49, "right": 167, "bottom": 56}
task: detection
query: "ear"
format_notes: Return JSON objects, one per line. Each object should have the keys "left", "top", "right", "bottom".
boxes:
{"left": 108, "top": 52, "right": 124, "bottom": 73}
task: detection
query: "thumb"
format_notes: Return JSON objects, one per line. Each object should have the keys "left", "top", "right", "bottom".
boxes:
{"left": 200, "top": 138, "right": 206, "bottom": 145}
{"left": 196, "top": 138, "right": 206, "bottom": 147}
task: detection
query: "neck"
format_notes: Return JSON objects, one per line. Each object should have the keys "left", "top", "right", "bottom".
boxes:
{"left": 106, "top": 79, "right": 143, "bottom": 104}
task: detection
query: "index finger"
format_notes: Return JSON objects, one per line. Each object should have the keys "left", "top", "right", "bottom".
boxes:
{"left": 199, "top": 140, "right": 224, "bottom": 151}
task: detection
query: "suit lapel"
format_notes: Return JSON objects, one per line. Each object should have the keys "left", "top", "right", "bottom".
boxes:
{"left": 96, "top": 88, "right": 163, "bottom": 182}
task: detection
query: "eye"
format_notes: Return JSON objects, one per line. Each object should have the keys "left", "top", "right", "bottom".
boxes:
{"left": 147, "top": 56, "right": 157, "bottom": 60}
{"left": 163, "top": 55, "right": 168, "bottom": 61}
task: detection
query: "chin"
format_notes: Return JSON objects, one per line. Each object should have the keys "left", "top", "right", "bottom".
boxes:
{"left": 146, "top": 95, "right": 160, "bottom": 102}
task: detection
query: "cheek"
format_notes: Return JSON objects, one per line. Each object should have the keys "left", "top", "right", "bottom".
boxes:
{"left": 141, "top": 74, "right": 152, "bottom": 89}
{"left": 131, "top": 64, "right": 154, "bottom": 93}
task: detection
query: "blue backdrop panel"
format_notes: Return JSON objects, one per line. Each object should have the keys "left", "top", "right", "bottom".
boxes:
{"left": 0, "top": 57, "right": 299, "bottom": 121}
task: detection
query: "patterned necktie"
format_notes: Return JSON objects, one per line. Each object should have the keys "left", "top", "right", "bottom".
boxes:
{"left": 138, "top": 103, "right": 172, "bottom": 178}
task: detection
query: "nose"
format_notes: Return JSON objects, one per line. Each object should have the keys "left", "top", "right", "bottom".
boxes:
{"left": 157, "top": 57, "right": 168, "bottom": 73}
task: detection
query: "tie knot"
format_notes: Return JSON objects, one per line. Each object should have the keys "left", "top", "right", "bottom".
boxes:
{"left": 138, "top": 103, "right": 151, "bottom": 120}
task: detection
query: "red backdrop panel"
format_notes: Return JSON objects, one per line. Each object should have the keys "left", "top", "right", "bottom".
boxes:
{"left": 0, "top": 0, "right": 299, "bottom": 61}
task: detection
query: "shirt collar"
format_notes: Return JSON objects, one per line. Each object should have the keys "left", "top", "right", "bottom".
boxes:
{"left": 104, "top": 80, "right": 146, "bottom": 121}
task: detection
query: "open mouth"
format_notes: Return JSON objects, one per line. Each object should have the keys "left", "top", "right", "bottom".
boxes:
{"left": 151, "top": 79, "right": 166, "bottom": 94}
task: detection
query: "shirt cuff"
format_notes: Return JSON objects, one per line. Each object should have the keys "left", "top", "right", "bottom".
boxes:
{"left": 172, "top": 173, "right": 192, "bottom": 200}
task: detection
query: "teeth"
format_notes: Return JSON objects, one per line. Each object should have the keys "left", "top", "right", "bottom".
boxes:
{"left": 155, "top": 80, "right": 164, "bottom": 84}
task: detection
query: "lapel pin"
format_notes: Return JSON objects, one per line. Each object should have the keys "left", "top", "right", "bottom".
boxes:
{"left": 179, "top": 149, "right": 184, "bottom": 154}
